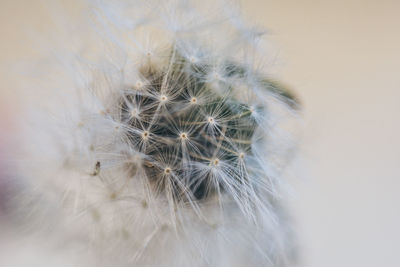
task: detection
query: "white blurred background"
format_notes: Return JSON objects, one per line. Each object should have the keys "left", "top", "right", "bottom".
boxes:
{"left": 1, "top": 1, "right": 399, "bottom": 266}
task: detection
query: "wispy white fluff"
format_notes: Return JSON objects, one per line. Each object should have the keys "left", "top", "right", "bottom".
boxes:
{"left": 12, "top": 0, "right": 299, "bottom": 266}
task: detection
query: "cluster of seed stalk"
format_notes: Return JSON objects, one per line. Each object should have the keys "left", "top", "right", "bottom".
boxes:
{"left": 114, "top": 49, "right": 295, "bottom": 208}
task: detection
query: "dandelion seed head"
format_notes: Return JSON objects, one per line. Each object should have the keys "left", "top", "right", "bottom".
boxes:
{"left": 15, "top": 0, "right": 300, "bottom": 265}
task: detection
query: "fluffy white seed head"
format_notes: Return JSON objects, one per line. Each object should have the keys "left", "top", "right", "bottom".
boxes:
{"left": 12, "top": 0, "right": 300, "bottom": 266}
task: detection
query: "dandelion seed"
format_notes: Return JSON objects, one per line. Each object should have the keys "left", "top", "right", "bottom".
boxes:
{"left": 141, "top": 199, "right": 148, "bottom": 208}
{"left": 164, "top": 167, "right": 171, "bottom": 175}
{"left": 144, "top": 160, "right": 154, "bottom": 168}
{"left": 142, "top": 130, "right": 149, "bottom": 139}
{"left": 110, "top": 192, "right": 117, "bottom": 200}
{"left": 130, "top": 108, "right": 139, "bottom": 118}
{"left": 160, "top": 95, "right": 168, "bottom": 102}
{"left": 136, "top": 81, "right": 144, "bottom": 89}
{"left": 100, "top": 108, "right": 111, "bottom": 116}
{"left": 189, "top": 56, "right": 197, "bottom": 63}
{"left": 212, "top": 158, "right": 220, "bottom": 166}
{"left": 179, "top": 132, "right": 188, "bottom": 139}
{"left": 91, "top": 209, "right": 101, "bottom": 222}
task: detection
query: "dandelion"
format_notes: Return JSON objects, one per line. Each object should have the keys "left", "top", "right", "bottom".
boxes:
{"left": 14, "top": 0, "right": 300, "bottom": 266}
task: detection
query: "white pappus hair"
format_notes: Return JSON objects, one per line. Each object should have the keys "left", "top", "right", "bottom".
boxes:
{"left": 10, "top": 0, "right": 300, "bottom": 266}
